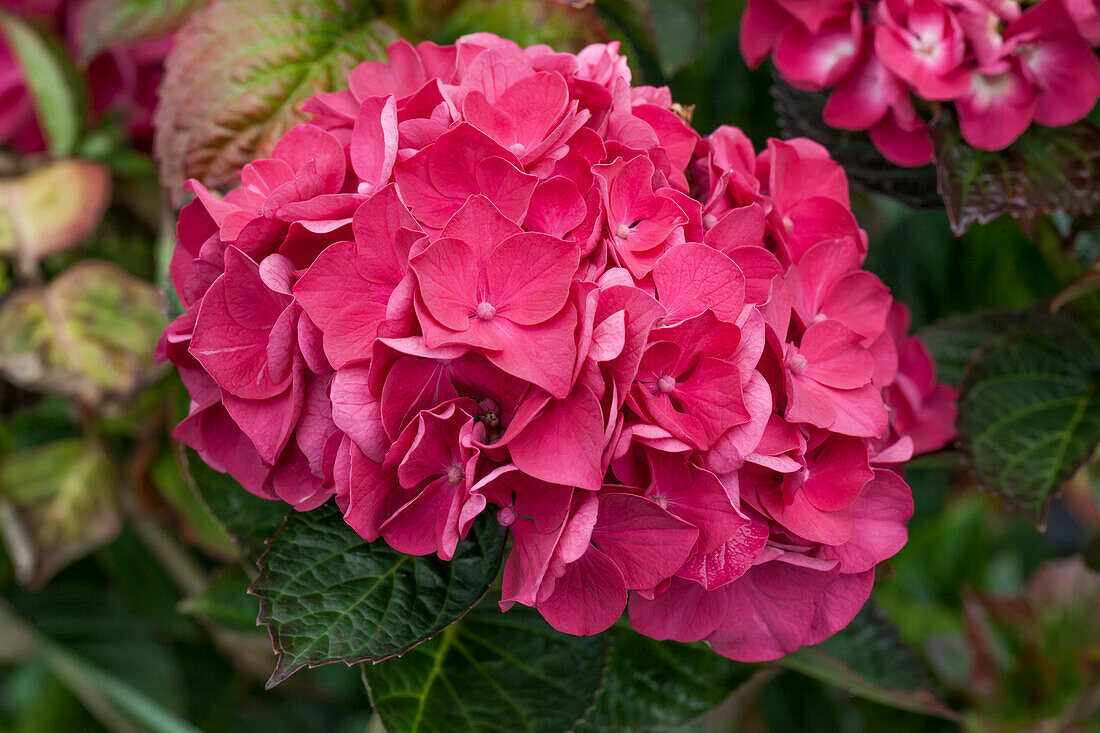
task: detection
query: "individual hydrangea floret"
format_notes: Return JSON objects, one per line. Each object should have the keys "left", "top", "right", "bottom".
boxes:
{"left": 743, "top": 0, "right": 1100, "bottom": 164}
{"left": 159, "top": 32, "right": 958, "bottom": 661}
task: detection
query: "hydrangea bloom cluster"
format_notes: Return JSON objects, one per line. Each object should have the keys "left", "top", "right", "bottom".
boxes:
{"left": 160, "top": 33, "right": 957, "bottom": 661}
{"left": 741, "top": 0, "right": 1100, "bottom": 164}
{"left": 1, "top": 0, "right": 171, "bottom": 152}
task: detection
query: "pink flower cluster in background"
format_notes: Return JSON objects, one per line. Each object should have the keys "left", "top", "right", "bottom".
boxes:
{"left": 0, "top": 0, "right": 171, "bottom": 152}
{"left": 160, "top": 33, "right": 957, "bottom": 661}
{"left": 742, "top": 0, "right": 1100, "bottom": 164}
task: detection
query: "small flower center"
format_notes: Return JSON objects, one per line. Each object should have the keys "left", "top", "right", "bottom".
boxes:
{"left": 651, "top": 492, "right": 668, "bottom": 509}
{"left": 508, "top": 142, "right": 527, "bottom": 157}
{"left": 497, "top": 506, "right": 517, "bottom": 527}
{"left": 657, "top": 375, "right": 676, "bottom": 394}
{"left": 615, "top": 224, "right": 631, "bottom": 239}
{"left": 445, "top": 463, "right": 464, "bottom": 484}
{"left": 790, "top": 354, "right": 808, "bottom": 375}
{"left": 477, "top": 397, "right": 501, "bottom": 427}
{"left": 702, "top": 214, "right": 718, "bottom": 228}
{"left": 782, "top": 216, "right": 795, "bottom": 233}
{"left": 476, "top": 301, "right": 496, "bottom": 320}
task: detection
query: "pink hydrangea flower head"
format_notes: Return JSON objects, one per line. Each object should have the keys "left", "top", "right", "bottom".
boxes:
{"left": 161, "top": 32, "right": 957, "bottom": 662}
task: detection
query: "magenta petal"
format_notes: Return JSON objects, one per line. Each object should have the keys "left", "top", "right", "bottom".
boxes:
{"left": 758, "top": 477, "right": 854, "bottom": 545}
{"left": 677, "top": 513, "right": 770, "bottom": 590}
{"left": 831, "top": 469, "right": 913, "bottom": 573}
{"left": 654, "top": 243, "right": 747, "bottom": 323}
{"left": 704, "top": 205, "right": 767, "bottom": 254}
{"left": 410, "top": 237, "right": 480, "bottom": 331}
{"left": 190, "top": 251, "right": 292, "bottom": 400}
{"left": 483, "top": 306, "right": 578, "bottom": 399}
{"left": 351, "top": 95, "right": 398, "bottom": 192}
{"left": 591, "top": 493, "right": 698, "bottom": 590}
{"left": 804, "top": 570, "right": 875, "bottom": 646}
{"left": 523, "top": 176, "right": 587, "bottom": 238}
{"left": 487, "top": 233, "right": 579, "bottom": 325}
{"left": 740, "top": 0, "right": 794, "bottom": 67}
{"left": 1025, "top": 36, "right": 1100, "bottom": 127}
{"left": 706, "top": 559, "right": 838, "bottom": 662}
{"left": 223, "top": 371, "right": 304, "bottom": 465}
{"left": 799, "top": 320, "right": 874, "bottom": 389}
{"left": 501, "top": 480, "right": 577, "bottom": 606}
{"left": 271, "top": 124, "right": 346, "bottom": 193}
{"left": 509, "top": 385, "right": 605, "bottom": 491}
{"left": 441, "top": 195, "right": 522, "bottom": 249}
{"left": 330, "top": 366, "right": 388, "bottom": 462}
{"left": 801, "top": 435, "right": 874, "bottom": 512}
{"left": 294, "top": 241, "right": 367, "bottom": 329}
{"left": 337, "top": 437, "right": 391, "bottom": 541}
{"left": 629, "top": 575, "right": 732, "bottom": 641}
{"left": 537, "top": 545, "right": 627, "bottom": 636}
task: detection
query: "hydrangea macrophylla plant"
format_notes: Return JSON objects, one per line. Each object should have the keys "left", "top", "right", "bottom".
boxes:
{"left": 741, "top": 0, "right": 1100, "bottom": 165}
{"left": 159, "top": 32, "right": 958, "bottom": 662}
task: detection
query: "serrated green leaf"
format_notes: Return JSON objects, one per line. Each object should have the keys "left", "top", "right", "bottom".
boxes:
{"left": 917, "top": 309, "right": 1022, "bottom": 387}
{"left": 180, "top": 564, "right": 261, "bottom": 632}
{"left": 364, "top": 600, "right": 610, "bottom": 733}
{"left": 778, "top": 603, "right": 960, "bottom": 722}
{"left": 77, "top": 0, "right": 205, "bottom": 60}
{"left": 579, "top": 624, "right": 756, "bottom": 732}
{"left": 182, "top": 448, "right": 287, "bottom": 562}
{"left": 154, "top": 0, "right": 398, "bottom": 193}
{"left": 957, "top": 310, "right": 1100, "bottom": 525}
{"left": 254, "top": 503, "right": 507, "bottom": 688}
{"left": 0, "top": 11, "right": 81, "bottom": 155}
{"left": 932, "top": 115, "right": 1100, "bottom": 236}
{"left": 771, "top": 79, "right": 941, "bottom": 208}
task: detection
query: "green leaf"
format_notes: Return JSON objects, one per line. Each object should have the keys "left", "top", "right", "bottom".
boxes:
{"left": 0, "top": 261, "right": 167, "bottom": 408}
{"left": 0, "top": 439, "right": 121, "bottom": 588}
{"left": 154, "top": 0, "right": 398, "bottom": 193}
{"left": 253, "top": 503, "right": 507, "bottom": 688}
{"left": 76, "top": 0, "right": 206, "bottom": 60}
{"left": 180, "top": 564, "right": 261, "bottom": 632}
{"left": 363, "top": 600, "right": 610, "bottom": 733}
{"left": 932, "top": 115, "right": 1100, "bottom": 236}
{"left": 917, "top": 309, "right": 1022, "bottom": 387}
{"left": 0, "top": 11, "right": 82, "bottom": 155}
{"left": 0, "top": 160, "right": 112, "bottom": 270}
{"left": 181, "top": 447, "right": 287, "bottom": 562}
{"left": 771, "top": 80, "right": 941, "bottom": 208}
{"left": 778, "top": 603, "right": 961, "bottom": 722}
{"left": 957, "top": 310, "right": 1100, "bottom": 525}
{"left": 579, "top": 625, "right": 756, "bottom": 732}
